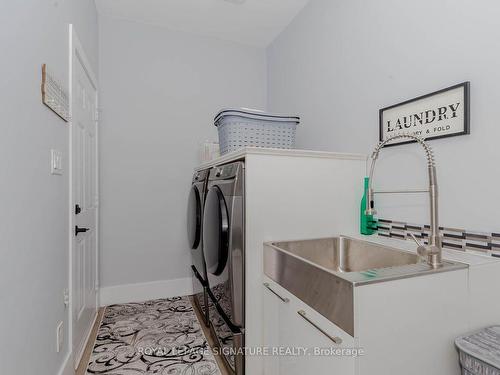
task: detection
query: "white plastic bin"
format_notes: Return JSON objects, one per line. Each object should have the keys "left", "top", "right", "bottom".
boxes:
{"left": 214, "top": 108, "right": 300, "bottom": 155}
{"left": 455, "top": 326, "right": 500, "bottom": 375}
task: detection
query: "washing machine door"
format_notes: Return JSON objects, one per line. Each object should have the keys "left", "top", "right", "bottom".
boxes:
{"left": 187, "top": 185, "right": 202, "bottom": 249}
{"left": 203, "top": 186, "right": 229, "bottom": 276}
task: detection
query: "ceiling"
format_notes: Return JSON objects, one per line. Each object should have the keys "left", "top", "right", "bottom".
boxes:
{"left": 94, "top": 0, "right": 310, "bottom": 47}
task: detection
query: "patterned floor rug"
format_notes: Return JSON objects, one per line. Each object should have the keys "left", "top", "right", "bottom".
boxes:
{"left": 86, "top": 296, "right": 221, "bottom": 375}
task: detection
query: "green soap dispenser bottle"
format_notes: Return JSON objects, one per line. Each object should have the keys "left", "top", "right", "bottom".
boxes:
{"left": 360, "top": 177, "right": 376, "bottom": 235}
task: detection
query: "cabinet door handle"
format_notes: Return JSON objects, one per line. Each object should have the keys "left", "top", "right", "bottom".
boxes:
{"left": 297, "top": 310, "right": 343, "bottom": 345}
{"left": 263, "top": 282, "right": 289, "bottom": 303}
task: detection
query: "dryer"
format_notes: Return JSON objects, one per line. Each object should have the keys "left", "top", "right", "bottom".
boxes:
{"left": 187, "top": 168, "right": 210, "bottom": 325}
{"left": 203, "top": 161, "right": 245, "bottom": 374}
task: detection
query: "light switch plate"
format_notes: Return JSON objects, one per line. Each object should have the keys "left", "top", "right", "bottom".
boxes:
{"left": 51, "top": 149, "right": 63, "bottom": 175}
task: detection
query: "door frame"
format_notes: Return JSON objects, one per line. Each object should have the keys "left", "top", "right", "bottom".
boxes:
{"left": 68, "top": 24, "right": 100, "bottom": 369}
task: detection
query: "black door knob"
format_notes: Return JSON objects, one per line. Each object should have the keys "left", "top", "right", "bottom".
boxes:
{"left": 75, "top": 226, "right": 89, "bottom": 236}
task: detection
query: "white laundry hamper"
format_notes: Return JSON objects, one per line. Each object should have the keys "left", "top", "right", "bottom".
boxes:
{"left": 214, "top": 108, "right": 300, "bottom": 155}
{"left": 455, "top": 326, "right": 500, "bottom": 375}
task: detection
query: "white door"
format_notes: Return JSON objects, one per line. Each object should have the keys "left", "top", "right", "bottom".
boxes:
{"left": 70, "top": 26, "right": 98, "bottom": 367}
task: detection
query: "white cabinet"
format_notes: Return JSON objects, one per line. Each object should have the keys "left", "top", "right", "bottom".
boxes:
{"left": 262, "top": 279, "right": 281, "bottom": 374}
{"left": 262, "top": 277, "right": 356, "bottom": 375}
{"left": 263, "top": 264, "right": 480, "bottom": 375}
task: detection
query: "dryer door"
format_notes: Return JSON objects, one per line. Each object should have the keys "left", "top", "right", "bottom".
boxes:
{"left": 203, "top": 185, "right": 229, "bottom": 276}
{"left": 187, "top": 185, "right": 202, "bottom": 249}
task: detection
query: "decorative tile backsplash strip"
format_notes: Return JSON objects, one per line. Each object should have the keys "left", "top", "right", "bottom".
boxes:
{"left": 377, "top": 218, "right": 500, "bottom": 257}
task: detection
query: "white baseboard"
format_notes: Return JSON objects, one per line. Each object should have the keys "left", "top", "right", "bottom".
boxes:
{"left": 57, "top": 352, "right": 73, "bottom": 375}
{"left": 99, "top": 277, "right": 193, "bottom": 306}
{"left": 73, "top": 310, "right": 99, "bottom": 371}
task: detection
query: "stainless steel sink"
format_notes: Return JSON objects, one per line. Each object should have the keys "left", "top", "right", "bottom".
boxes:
{"left": 264, "top": 236, "right": 467, "bottom": 336}
{"left": 272, "top": 237, "right": 421, "bottom": 273}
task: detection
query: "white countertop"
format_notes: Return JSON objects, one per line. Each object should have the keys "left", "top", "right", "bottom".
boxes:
{"left": 195, "top": 147, "right": 367, "bottom": 171}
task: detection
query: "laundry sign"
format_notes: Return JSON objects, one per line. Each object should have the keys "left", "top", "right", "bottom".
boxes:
{"left": 379, "top": 82, "right": 470, "bottom": 146}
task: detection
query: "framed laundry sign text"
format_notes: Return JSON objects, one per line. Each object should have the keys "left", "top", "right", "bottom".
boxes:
{"left": 379, "top": 82, "right": 470, "bottom": 146}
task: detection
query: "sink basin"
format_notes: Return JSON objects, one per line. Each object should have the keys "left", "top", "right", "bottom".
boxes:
{"left": 264, "top": 236, "right": 467, "bottom": 336}
{"left": 271, "top": 236, "right": 421, "bottom": 273}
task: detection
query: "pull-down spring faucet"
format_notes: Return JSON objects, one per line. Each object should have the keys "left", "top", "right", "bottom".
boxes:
{"left": 365, "top": 133, "right": 443, "bottom": 268}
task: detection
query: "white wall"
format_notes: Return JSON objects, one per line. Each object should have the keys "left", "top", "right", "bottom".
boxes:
{"left": 0, "top": 1, "right": 98, "bottom": 375}
{"left": 268, "top": 0, "right": 500, "bottom": 233}
{"left": 99, "top": 16, "right": 267, "bottom": 295}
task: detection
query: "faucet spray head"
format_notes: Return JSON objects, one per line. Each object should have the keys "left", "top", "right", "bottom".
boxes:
{"left": 365, "top": 188, "right": 377, "bottom": 215}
